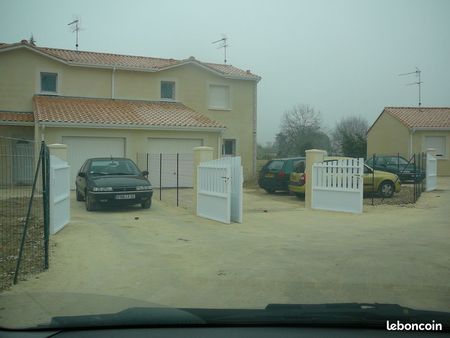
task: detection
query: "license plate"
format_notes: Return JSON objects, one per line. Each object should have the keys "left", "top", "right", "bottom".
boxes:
{"left": 115, "top": 194, "right": 135, "bottom": 200}
{"left": 265, "top": 173, "right": 274, "bottom": 178}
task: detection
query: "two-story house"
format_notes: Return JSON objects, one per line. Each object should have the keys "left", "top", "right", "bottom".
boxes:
{"left": 0, "top": 40, "right": 261, "bottom": 187}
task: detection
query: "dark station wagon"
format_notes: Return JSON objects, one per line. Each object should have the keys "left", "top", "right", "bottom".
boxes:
{"left": 258, "top": 157, "right": 305, "bottom": 193}
{"left": 75, "top": 157, "right": 153, "bottom": 211}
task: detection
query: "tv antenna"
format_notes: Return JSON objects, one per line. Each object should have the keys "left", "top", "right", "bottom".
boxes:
{"left": 212, "top": 35, "right": 230, "bottom": 64}
{"left": 68, "top": 18, "right": 81, "bottom": 51}
{"left": 399, "top": 67, "right": 422, "bottom": 106}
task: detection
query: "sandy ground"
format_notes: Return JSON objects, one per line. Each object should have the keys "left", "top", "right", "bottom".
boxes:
{"left": 1, "top": 178, "right": 449, "bottom": 327}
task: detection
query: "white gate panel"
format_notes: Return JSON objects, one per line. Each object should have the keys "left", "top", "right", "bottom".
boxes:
{"left": 426, "top": 152, "right": 437, "bottom": 192}
{"left": 50, "top": 155, "right": 70, "bottom": 234}
{"left": 312, "top": 158, "right": 364, "bottom": 214}
{"left": 196, "top": 156, "right": 243, "bottom": 224}
{"left": 197, "top": 164, "right": 231, "bottom": 224}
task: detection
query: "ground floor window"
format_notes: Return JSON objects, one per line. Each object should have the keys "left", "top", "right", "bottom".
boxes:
{"left": 222, "top": 139, "right": 236, "bottom": 156}
{"left": 424, "top": 136, "right": 446, "bottom": 158}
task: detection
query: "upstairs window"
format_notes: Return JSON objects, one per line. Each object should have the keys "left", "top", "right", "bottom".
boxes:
{"left": 161, "top": 81, "right": 175, "bottom": 100}
{"left": 40, "top": 72, "right": 58, "bottom": 93}
{"left": 209, "top": 85, "right": 230, "bottom": 110}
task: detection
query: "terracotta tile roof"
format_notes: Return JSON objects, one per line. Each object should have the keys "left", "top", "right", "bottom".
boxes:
{"left": 0, "top": 41, "right": 261, "bottom": 81}
{"left": 0, "top": 111, "right": 34, "bottom": 123}
{"left": 384, "top": 107, "right": 450, "bottom": 129}
{"left": 33, "top": 96, "right": 226, "bottom": 130}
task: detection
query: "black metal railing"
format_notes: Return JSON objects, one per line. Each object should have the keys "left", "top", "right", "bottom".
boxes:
{"left": 136, "top": 153, "right": 194, "bottom": 210}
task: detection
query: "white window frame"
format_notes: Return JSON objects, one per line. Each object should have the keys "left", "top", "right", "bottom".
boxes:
{"left": 423, "top": 135, "right": 447, "bottom": 159}
{"left": 39, "top": 71, "right": 59, "bottom": 95}
{"left": 159, "top": 79, "right": 177, "bottom": 101}
{"left": 208, "top": 84, "right": 231, "bottom": 110}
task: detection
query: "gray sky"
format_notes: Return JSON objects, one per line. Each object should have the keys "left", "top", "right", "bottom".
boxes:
{"left": 1, "top": 0, "right": 449, "bottom": 144}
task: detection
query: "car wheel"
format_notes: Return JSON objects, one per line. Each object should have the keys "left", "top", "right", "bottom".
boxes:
{"left": 141, "top": 198, "right": 151, "bottom": 209}
{"left": 76, "top": 188, "right": 84, "bottom": 201}
{"left": 264, "top": 188, "right": 275, "bottom": 194}
{"left": 85, "top": 193, "right": 97, "bottom": 211}
{"left": 379, "top": 181, "right": 395, "bottom": 198}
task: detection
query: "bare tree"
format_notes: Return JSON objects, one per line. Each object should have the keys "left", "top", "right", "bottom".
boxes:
{"left": 332, "top": 116, "right": 368, "bottom": 158}
{"left": 275, "top": 104, "right": 331, "bottom": 156}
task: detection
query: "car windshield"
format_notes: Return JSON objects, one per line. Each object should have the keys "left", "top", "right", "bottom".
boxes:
{"left": 1, "top": 0, "right": 450, "bottom": 334}
{"left": 88, "top": 159, "right": 141, "bottom": 176}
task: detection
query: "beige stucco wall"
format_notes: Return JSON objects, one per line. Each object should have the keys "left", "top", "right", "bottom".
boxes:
{"left": 367, "top": 112, "right": 410, "bottom": 157}
{"left": 38, "top": 126, "right": 220, "bottom": 163}
{"left": 367, "top": 112, "right": 450, "bottom": 176}
{"left": 0, "top": 47, "right": 257, "bottom": 180}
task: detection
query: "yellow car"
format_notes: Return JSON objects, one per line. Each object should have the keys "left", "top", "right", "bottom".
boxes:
{"left": 288, "top": 159, "right": 401, "bottom": 198}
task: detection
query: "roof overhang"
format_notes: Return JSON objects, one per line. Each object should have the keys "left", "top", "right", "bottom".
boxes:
{"left": 411, "top": 127, "right": 450, "bottom": 132}
{"left": 0, "top": 121, "right": 34, "bottom": 126}
{"left": 37, "top": 121, "right": 225, "bottom": 133}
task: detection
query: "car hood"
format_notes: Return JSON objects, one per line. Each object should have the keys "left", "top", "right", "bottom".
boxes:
{"left": 88, "top": 175, "right": 151, "bottom": 188}
{"left": 373, "top": 170, "right": 399, "bottom": 181}
{"left": 1, "top": 293, "right": 449, "bottom": 330}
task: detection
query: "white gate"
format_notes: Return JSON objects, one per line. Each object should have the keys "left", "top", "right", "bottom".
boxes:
{"left": 197, "top": 157, "right": 243, "bottom": 224}
{"left": 50, "top": 155, "right": 70, "bottom": 234}
{"left": 426, "top": 151, "right": 437, "bottom": 192}
{"left": 312, "top": 158, "right": 364, "bottom": 214}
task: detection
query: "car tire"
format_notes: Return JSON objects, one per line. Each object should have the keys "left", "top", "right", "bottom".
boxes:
{"left": 85, "top": 193, "right": 97, "bottom": 211}
{"left": 76, "top": 188, "right": 84, "bottom": 201}
{"left": 141, "top": 198, "right": 151, "bottom": 209}
{"left": 265, "top": 188, "right": 275, "bottom": 194}
{"left": 379, "top": 181, "right": 395, "bottom": 198}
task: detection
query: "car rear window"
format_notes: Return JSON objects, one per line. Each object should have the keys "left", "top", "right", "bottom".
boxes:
{"left": 267, "top": 160, "right": 284, "bottom": 171}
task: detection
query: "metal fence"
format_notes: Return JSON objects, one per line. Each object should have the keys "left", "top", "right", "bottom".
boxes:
{"left": 136, "top": 153, "right": 194, "bottom": 210}
{"left": 367, "top": 153, "right": 427, "bottom": 205}
{"left": 0, "top": 136, "right": 50, "bottom": 291}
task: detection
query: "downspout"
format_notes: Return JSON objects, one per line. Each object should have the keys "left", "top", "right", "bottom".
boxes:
{"left": 252, "top": 83, "right": 257, "bottom": 178}
{"left": 111, "top": 66, "right": 116, "bottom": 99}
{"left": 409, "top": 128, "right": 415, "bottom": 157}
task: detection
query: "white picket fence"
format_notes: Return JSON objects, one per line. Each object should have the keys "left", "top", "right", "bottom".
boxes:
{"left": 50, "top": 155, "right": 70, "bottom": 234}
{"left": 197, "top": 157, "right": 243, "bottom": 224}
{"left": 426, "top": 151, "right": 437, "bottom": 192}
{"left": 311, "top": 158, "right": 364, "bottom": 214}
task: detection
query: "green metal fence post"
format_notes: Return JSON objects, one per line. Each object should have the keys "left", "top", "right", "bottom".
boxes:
{"left": 42, "top": 143, "right": 50, "bottom": 270}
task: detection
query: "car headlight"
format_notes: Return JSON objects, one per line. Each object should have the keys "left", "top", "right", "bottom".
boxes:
{"left": 136, "top": 185, "right": 152, "bottom": 190}
{"left": 92, "top": 187, "right": 113, "bottom": 192}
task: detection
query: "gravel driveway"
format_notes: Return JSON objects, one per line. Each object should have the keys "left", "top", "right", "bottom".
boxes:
{"left": 2, "top": 179, "right": 449, "bottom": 326}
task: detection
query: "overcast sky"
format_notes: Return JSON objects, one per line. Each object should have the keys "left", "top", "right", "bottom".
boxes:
{"left": 1, "top": 0, "right": 449, "bottom": 144}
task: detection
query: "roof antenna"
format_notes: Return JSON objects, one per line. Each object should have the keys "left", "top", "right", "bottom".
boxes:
{"left": 399, "top": 67, "right": 422, "bottom": 106}
{"left": 68, "top": 18, "right": 81, "bottom": 51}
{"left": 212, "top": 34, "right": 230, "bottom": 64}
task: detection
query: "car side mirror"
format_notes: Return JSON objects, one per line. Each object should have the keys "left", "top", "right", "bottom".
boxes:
{"left": 78, "top": 172, "right": 86, "bottom": 178}
{"left": 142, "top": 170, "right": 149, "bottom": 177}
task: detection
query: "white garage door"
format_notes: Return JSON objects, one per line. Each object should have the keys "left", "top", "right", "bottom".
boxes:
{"left": 147, "top": 138, "right": 203, "bottom": 154}
{"left": 62, "top": 136, "right": 125, "bottom": 189}
{"left": 146, "top": 138, "right": 202, "bottom": 188}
